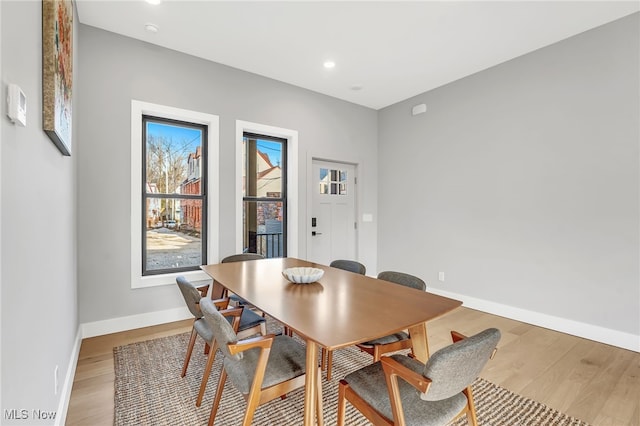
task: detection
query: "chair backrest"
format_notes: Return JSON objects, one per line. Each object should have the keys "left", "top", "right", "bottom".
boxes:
{"left": 200, "top": 298, "right": 243, "bottom": 361}
{"left": 222, "top": 253, "right": 264, "bottom": 263}
{"left": 176, "top": 276, "right": 204, "bottom": 318}
{"left": 377, "top": 271, "right": 426, "bottom": 291}
{"left": 330, "top": 259, "right": 366, "bottom": 275}
{"left": 421, "top": 328, "right": 501, "bottom": 401}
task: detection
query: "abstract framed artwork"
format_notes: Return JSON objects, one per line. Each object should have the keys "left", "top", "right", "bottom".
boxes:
{"left": 42, "top": 0, "right": 73, "bottom": 156}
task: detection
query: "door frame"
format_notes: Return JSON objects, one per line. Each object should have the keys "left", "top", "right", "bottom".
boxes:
{"left": 306, "top": 154, "right": 360, "bottom": 263}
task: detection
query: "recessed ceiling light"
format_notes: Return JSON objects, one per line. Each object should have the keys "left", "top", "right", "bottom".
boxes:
{"left": 145, "top": 23, "right": 159, "bottom": 33}
{"left": 323, "top": 61, "right": 336, "bottom": 69}
{"left": 146, "top": 0, "right": 162, "bottom": 5}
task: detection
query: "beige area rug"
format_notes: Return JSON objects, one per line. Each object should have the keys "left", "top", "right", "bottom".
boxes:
{"left": 114, "top": 325, "right": 591, "bottom": 426}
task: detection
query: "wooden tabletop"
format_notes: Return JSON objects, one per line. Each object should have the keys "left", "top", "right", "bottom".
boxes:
{"left": 201, "top": 257, "right": 462, "bottom": 350}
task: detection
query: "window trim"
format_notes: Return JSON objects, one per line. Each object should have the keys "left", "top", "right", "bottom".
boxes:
{"left": 131, "top": 100, "right": 219, "bottom": 289}
{"left": 235, "top": 121, "right": 298, "bottom": 257}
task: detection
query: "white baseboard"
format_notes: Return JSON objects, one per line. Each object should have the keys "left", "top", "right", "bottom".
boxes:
{"left": 427, "top": 287, "right": 640, "bottom": 353}
{"left": 81, "top": 306, "right": 192, "bottom": 338}
{"left": 55, "top": 327, "right": 82, "bottom": 426}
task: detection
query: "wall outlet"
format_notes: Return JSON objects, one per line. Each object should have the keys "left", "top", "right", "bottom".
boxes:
{"left": 54, "top": 365, "right": 59, "bottom": 395}
{"left": 438, "top": 272, "right": 445, "bottom": 282}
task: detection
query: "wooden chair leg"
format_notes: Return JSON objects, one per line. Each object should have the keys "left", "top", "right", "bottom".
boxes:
{"left": 241, "top": 381, "right": 262, "bottom": 426}
{"left": 196, "top": 340, "right": 218, "bottom": 407}
{"left": 208, "top": 369, "right": 227, "bottom": 426}
{"left": 181, "top": 328, "right": 197, "bottom": 377}
{"left": 463, "top": 387, "right": 479, "bottom": 426}
{"left": 337, "top": 380, "right": 347, "bottom": 426}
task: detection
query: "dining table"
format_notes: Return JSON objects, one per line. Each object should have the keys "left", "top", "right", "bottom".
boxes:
{"left": 201, "top": 257, "right": 462, "bottom": 426}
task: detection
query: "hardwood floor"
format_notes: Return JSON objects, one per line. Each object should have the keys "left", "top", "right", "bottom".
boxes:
{"left": 65, "top": 307, "right": 639, "bottom": 425}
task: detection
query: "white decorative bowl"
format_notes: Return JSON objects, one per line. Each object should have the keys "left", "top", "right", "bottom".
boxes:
{"left": 282, "top": 267, "right": 324, "bottom": 284}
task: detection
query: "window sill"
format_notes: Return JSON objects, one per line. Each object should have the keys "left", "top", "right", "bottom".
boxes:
{"left": 132, "top": 269, "right": 211, "bottom": 289}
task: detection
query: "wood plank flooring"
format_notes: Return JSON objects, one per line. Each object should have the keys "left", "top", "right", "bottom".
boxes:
{"left": 65, "top": 307, "right": 639, "bottom": 425}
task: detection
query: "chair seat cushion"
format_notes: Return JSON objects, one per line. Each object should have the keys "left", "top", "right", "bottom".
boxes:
{"left": 230, "top": 294, "right": 248, "bottom": 305}
{"left": 345, "top": 354, "right": 468, "bottom": 426}
{"left": 237, "top": 308, "right": 266, "bottom": 332}
{"left": 359, "top": 331, "right": 409, "bottom": 347}
{"left": 224, "top": 335, "right": 306, "bottom": 394}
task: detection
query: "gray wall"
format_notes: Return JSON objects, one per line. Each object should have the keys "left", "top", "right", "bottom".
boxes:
{"left": 1, "top": 1, "right": 78, "bottom": 422}
{"left": 76, "top": 25, "right": 378, "bottom": 324}
{"left": 378, "top": 14, "right": 639, "bottom": 336}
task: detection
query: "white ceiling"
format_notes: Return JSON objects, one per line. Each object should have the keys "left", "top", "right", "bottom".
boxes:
{"left": 75, "top": 1, "right": 639, "bottom": 110}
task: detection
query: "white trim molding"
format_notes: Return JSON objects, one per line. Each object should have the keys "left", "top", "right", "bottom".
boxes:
{"left": 81, "top": 306, "right": 192, "bottom": 338}
{"left": 130, "top": 100, "right": 219, "bottom": 288}
{"left": 427, "top": 287, "right": 640, "bottom": 352}
{"left": 235, "top": 120, "right": 299, "bottom": 257}
{"left": 54, "top": 328, "right": 82, "bottom": 426}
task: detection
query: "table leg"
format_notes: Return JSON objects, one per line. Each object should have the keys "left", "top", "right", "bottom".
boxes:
{"left": 408, "top": 322, "right": 430, "bottom": 363}
{"left": 304, "top": 341, "right": 321, "bottom": 426}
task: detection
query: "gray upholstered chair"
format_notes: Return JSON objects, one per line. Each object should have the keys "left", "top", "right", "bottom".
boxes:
{"left": 330, "top": 259, "right": 367, "bottom": 275}
{"left": 200, "top": 297, "right": 324, "bottom": 426}
{"left": 321, "top": 259, "right": 367, "bottom": 380}
{"left": 355, "top": 271, "right": 427, "bottom": 362}
{"left": 220, "top": 253, "right": 265, "bottom": 306}
{"left": 175, "top": 276, "right": 266, "bottom": 407}
{"left": 337, "top": 328, "right": 501, "bottom": 426}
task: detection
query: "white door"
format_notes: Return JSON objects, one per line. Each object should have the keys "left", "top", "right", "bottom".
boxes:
{"left": 309, "top": 160, "right": 357, "bottom": 265}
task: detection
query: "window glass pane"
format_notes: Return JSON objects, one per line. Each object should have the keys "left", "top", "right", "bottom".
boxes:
{"left": 339, "top": 170, "right": 348, "bottom": 195}
{"left": 143, "top": 115, "right": 207, "bottom": 276}
{"left": 243, "top": 137, "right": 282, "bottom": 198}
{"left": 242, "top": 132, "right": 286, "bottom": 259}
{"left": 319, "top": 168, "right": 328, "bottom": 194}
{"left": 319, "top": 167, "right": 349, "bottom": 195}
{"left": 145, "top": 197, "right": 202, "bottom": 271}
{"left": 146, "top": 121, "right": 203, "bottom": 195}
{"left": 243, "top": 200, "right": 284, "bottom": 258}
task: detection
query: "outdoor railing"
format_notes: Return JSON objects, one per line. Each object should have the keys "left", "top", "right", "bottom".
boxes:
{"left": 255, "top": 232, "right": 284, "bottom": 258}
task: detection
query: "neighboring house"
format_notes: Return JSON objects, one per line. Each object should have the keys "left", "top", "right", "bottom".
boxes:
{"left": 255, "top": 150, "right": 282, "bottom": 197}
{"left": 146, "top": 182, "right": 161, "bottom": 228}
{"left": 255, "top": 151, "right": 283, "bottom": 231}
{"left": 180, "top": 146, "right": 203, "bottom": 232}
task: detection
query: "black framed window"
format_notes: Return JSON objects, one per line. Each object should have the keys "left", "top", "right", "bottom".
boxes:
{"left": 242, "top": 132, "right": 287, "bottom": 258}
{"left": 142, "top": 115, "right": 207, "bottom": 275}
